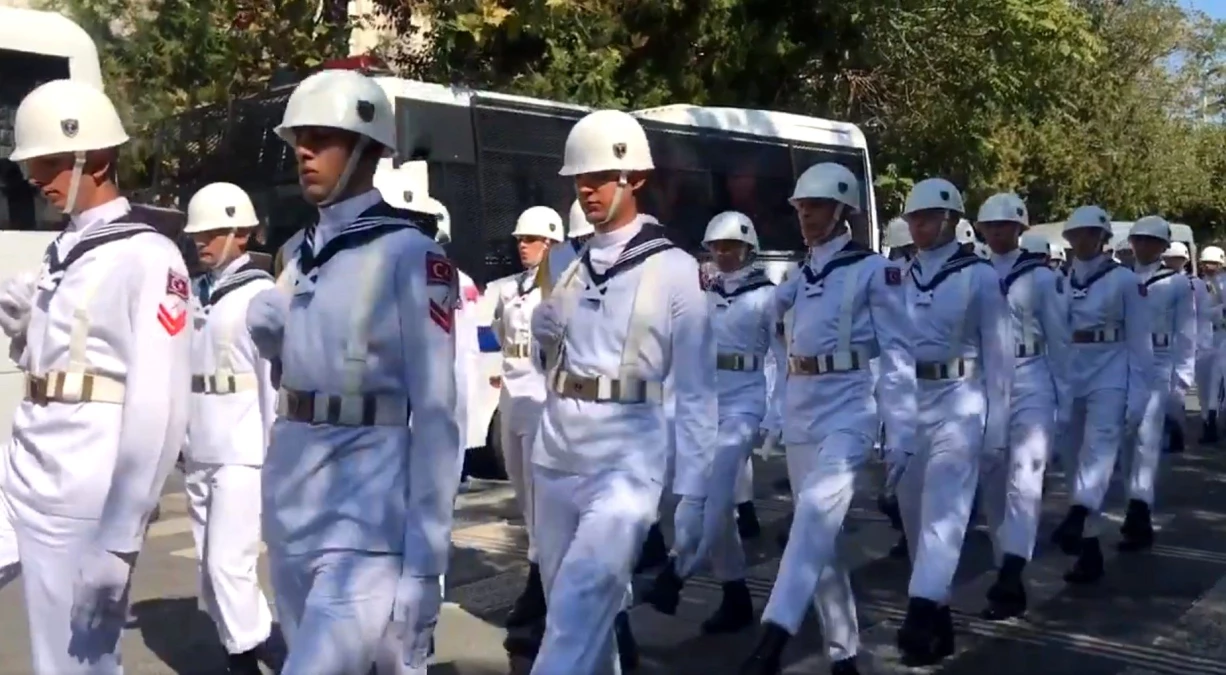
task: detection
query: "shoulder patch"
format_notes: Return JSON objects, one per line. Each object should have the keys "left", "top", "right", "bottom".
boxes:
{"left": 1138, "top": 282, "right": 1148, "bottom": 297}
{"left": 166, "top": 269, "right": 190, "bottom": 300}
{"left": 425, "top": 251, "right": 455, "bottom": 287}
{"left": 884, "top": 266, "right": 901, "bottom": 286}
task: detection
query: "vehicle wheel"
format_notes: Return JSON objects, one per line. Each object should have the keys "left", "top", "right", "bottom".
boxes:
{"left": 465, "top": 409, "right": 508, "bottom": 480}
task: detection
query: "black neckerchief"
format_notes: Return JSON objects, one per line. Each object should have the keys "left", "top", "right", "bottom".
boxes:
{"left": 712, "top": 267, "right": 774, "bottom": 299}
{"left": 1070, "top": 259, "right": 1120, "bottom": 292}
{"left": 1002, "top": 251, "right": 1048, "bottom": 291}
{"left": 1142, "top": 267, "right": 1178, "bottom": 288}
{"left": 207, "top": 261, "right": 274, "bottom": 307}
{"left": 516, "top": 268, "right": 538, "bottom": 297}
{"left": 909, "top": 247, "right": 987, "bottom": 293}
{"left": 801, "top": 240, "right": 875, "bottom": 286}
{"left": 42, "top": 211, "right": 158, "bottom": 289}
{"left": 296, "top": 201, "right": 435, "bottom": 276}
{"left": 581, "top": 223, "right": 675, "bottom": 287}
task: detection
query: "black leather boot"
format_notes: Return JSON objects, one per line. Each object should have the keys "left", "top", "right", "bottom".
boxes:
{"left": 889, "top": 533, "right": 909, "bottom": 560}
{"left": 982, "top": 554, "right": 1027, "bottom": 620}
{"left": 644, "top": 558, "right": 684, "bottom": 615}
{"left": 634, "top": 522, "right": 669, "bottom": 573}
{"left": 830, "top": 657, "right": 861, "bottom": 674}
{"left": 615, "top": 611, "right": 639, "bottom": 671}
{"left": 1051, "top": 504, "right": 1088, "bottom": 555}
{"left": 1118, "top": 499, "right": 1155, "bottom": 552}
{"left": 1064, "top": 536, "right": 1105, "bottom": 584}
{"left": 1203, "top": 411, "right": 1219, "bottom": 444}
{"left": 226, "top": 649, "right": 263, "bottom": 675}
{"left": 737, "top": 501, "right": 762, "bottom": 539}
{"left": 897, "top": 597, "right": 947, "bottom": 666}
{"left": 738, "top": 621, "right": 790, "bottom": 675}
{"left": 504, "top": 563, "right": 547, "bottom": 628}
{"left": 503, "top": 617, "right": 545, "bottom": 660}
{"left": 701, "top": 580, "right": 755, "bottom": 634}
{"left": 1166, "top": 417, "right": 1186, "bottom": 454}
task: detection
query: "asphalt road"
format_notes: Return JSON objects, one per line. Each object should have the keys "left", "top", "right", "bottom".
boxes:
{"left": 3, "top": 401, "right": 1226, "bottom": 674}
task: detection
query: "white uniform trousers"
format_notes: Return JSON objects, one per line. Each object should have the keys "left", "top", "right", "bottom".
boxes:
{"left": 977, "top": 381, "right": 1054, "bottom": 563}
{"left": 184, "top": 462, "right": 274, "bottom": 654}
{"left": 1121, "top": 387, "right": 1168, "bottom": 507}
{"left": 734, "top": 458, "right": 753, "bottom": 504}
{"left": 709, "top": 415, "right": 758, "bottom": 581}
{"left": 269, "top": 548, "right": 416, "bottom": 675}
{"left": 531, "top": 465, "right": 662, "bottom": 675}
{"left": 898, "top": 408, "right": 984, "bottom": 603}
{"left": 1195, "top": 352, "right": 1217, "bottom": 417}
{"left": 0, "top": 488, "right": 125, "bottom": 674}
{"left": 1058, "top": 388, "right": 1127, "bottom": 536}
{"left": 499, "top": 393, "right": 542, "bottom": 562}
{"left": 760, "top": 433, "right": 865, "bottom": 661}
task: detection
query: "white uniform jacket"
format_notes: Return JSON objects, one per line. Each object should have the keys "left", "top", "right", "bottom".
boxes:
{"left": 777, "top": 236, "right": 916, "bottom": 449}
{"left": 9, "top": 197, "right": 191, "bottom": 552}
{"left": 1133, "top": 262, "right": 1195, "bottom": 399}
{"left": 187, "top": 254, "right": 277, "bottom": 466}
{"left": 531, "top": 218, "right": 717, "bottom": 496}
{"left": 707, "top": 265, "right": 774, "bottom": 422}
{"left": 492, "top": 269, "right": 547, "bottom": 431}
{"left": 249, "top": 192, "right": 459, "bottom": 576}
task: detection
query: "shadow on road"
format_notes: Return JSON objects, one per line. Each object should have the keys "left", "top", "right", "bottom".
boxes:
{"left": 129, "top": 597, "right": 286, "bottom": 674}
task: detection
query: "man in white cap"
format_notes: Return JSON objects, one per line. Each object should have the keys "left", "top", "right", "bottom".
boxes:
{"left": 1162, "top": 241, "right": 1198, "bottom": 448}
{"left": 245, "top": 69, "right": 460, "bottom": 674}
{"left": 529, "top": 108, "right": 717, "bottom": 673}
{"left": 0, "top": 79, "right": 191, "bottom": 673}
{"left": 181, "top": 182, "right": 276, "bottom": 673}
{"left": 493, "top": 205, "right": 564, "bottom": 637}
{"left": 1196, "top": 245, "right": 1226, "bottom": 442}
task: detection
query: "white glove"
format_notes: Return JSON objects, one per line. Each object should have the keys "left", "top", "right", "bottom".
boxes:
{"left": 0, "top": 272, "right": 37, "bottom": 338}
{"left": 884, "top": 448, "right": 910, "bottom": 493}
{"left": 70, "top": 549, "right": 135, "bottom": 635}
{"left": 246, "top": 288, "right": 290, "bottom": 358}
{"left": 671, "top": 496, "right": 709, "bottom": 577}
{"left": 755, "top": 428, "right": 783, "bottom": 460}
{"left": 531, "top": 299, "right": 565, "bottom": 347}
{"left": 393, "top": 574, "right": 442, "bottom": 668}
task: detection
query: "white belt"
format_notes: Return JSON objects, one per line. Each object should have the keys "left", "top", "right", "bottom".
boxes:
{"left": 25, "top": 371, "right": 125, "bottom": 405}
{"left": 192, "top": 373, "right": 258, "bottom": 395}
{"left": 1072, "top": 328, "right": 1123, "bottom": 344}
{"left": 1152, "top": 333, "right": 1172, "bottom": 349}
{"left": 916, "top": 358, "right": 975, "bottom": 381}
{"left": 787, "top": 350, "right": 866, "bottom": 376}
{"left": 276, "top": 388, "right": 412, "bottom": 426}
{"left": 1015, "top": 340, "right": 1045, "bottom": 358}
{"left": 549, "top": 370, "right": 662, "bottom": 404}
{"left": 716, "top": 353, "right": 762, "bottom": 372}
{"left": 503, "top": 343, "right": 531, "bottom": 359}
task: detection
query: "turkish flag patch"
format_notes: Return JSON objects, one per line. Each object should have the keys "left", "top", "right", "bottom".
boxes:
{"left": 166, "top": 269, "right": 190, "bottom": 300}
{"left": 425, "top": 252, "right": 455, "bottom": 286}
{"left": 157, "top": 302, "right": 187, "bottom": 336}
{"left": 1138, "top": 283, "right": 1148, "bottom": 297}
{"left": 884, "top": 266, "right": 901, "bottom": 286}
{"left": 428, "top": 300, "right": 453, "bottom": 333}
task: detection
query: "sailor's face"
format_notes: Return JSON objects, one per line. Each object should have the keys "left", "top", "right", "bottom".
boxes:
{"left": 292, "top": 126, "right": 358, "bottom": 204}
{"left": 573, "top": 171, "right": 645, "bottom": 225}
{"left": 1130, "top": 235, "right": 1165, "bottom": 266}
{"left": 191, "top": 229, "right": 249, "bottom": 267}
{"left": 1065, "top": 228, "right": 1105, "bottom": 261}
{"left": 792, "top": 198, "right": 840, "bottom": 247}
{"left": 1204, "top": 262, "right": 1222, "bottom": 276}
{"left": 1164, "top": 256, "right": 1189, "bottom": 271}
{"left": 22, "top": 153, "right": 77, "bottom": 211}
{"left": 516, "top": 235, "right": 549, "bottom": 268}
{"left": 905, "top": 210, "right": 946, "bottom": 251}
{"left": 707, "top": 240, "right": 750, "bottom": 273}
{"left": 977, "top": 220, "right": 1020, "bottom": 254}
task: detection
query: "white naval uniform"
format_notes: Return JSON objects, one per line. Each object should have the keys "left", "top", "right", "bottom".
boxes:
{"left": 1058, "top": 256, "right": 1151, "bottom": 536}
{"left": 704, "top": 265, "right": 774, "bottom": 581}
{"left": 981, "top": 250, "right": 1071, "bottom": 563}
{"left": 0, "top": 197, "right": 191, "bottom": 674}
{"left": 897, "top": 240, "right": 1013, "bottom": 603}
{"left": 247, "top": 191, "right": 460, "bottom": 675}
{"left": 1126, "top": 262, "right": 1194, "bottom": 506}
{"left": 492, "top": 268, "right": 548, "bottom": 562}
{"left": 183, "top": 253, "right": 276, "bottom": 655}
{"left": 530, "top": 216, "right": 716, "bottom": 675}
{"left": 762, "top": 235, "right": 916, "bottom": 658}
{"left": 1192, "top": 276, "right": 1217, "bottom": 416}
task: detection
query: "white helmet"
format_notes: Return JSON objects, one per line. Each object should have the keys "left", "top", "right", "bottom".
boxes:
{"left": 184, "top": 183, "right": 260, "bottom": 234}
{"left": 1062, "top": 205, "right": 1112, "bottom": 235}
{"left": 703, "top": 211, "right": 759, "bottom": 249}
{"left": 1049, "top": 241, "right": 1066, "bottom": 261}
{"left": 976, "top": 192, "right": 1028, "bottom": 227}
{"left": 1019, "top": 231, "right": 1050, "bottom": 255}
{"left": 1163, "top": 241, "right": 1190, "bottom": 260}
{"left": 1201, "top": 245, "right": 1225, "bottom": 265}
{"left": 10, "top": 80, "right": 129, "bottom": 214}
{"left": 903, "top": 178, "right": 965, "bottom": 216}
{"left": 1130, "top": 215, "right": 1171, "bottom": 242}
{"left": 512, "top": 206, "right": 564, "bottom": 242}
{"left": 566, "top": 200, "right": 595, "bottom": 239}
{"left": 413, "top": 196, "right": 451, "bottom": 244}
{"left": 884, "top": 217, "right": 912, "bottom": 248}
{"left": 955, "top": 219, "right": 976, "bottom": 244}
{"left": 275, "top": 69, "right": 395, "bottom": 150}
{"left": 559, "top": 110, "right": 654, "bottom": 176}
{"left": 790, "top": 163, "right": 861, "bottom": 212}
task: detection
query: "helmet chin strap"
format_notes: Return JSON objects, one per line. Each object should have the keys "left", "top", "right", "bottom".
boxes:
{"left": 209, "top": 231, "right": 238, "bottom": 272}
{"left": 922, "top": 209, "right": 957, "bottom": 251}
{"left": 318, "top": 137, "right": 371, "bottom": 207}
{"left": 585, "top": 173, "right": 629, "bottom": 229}
{"left": 61, "top": 152, "right": 86, "bottom": 215}
{"left": 806, "top": 203, "right": 846, "bottom": 246}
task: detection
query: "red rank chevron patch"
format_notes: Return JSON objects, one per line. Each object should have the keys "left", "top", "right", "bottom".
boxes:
{"left": 157, "top": 303, "right": 187, "bottom": 336}
{"left": 428, "top": 299, "right": 453, "bottom": 333}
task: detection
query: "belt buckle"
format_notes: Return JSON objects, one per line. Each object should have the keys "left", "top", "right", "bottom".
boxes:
{"left": 565, "top": 375, "right": 596, "bottom": 400}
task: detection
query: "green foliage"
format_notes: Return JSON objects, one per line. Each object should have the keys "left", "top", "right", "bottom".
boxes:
{"left": 50, "top": 0, "right": 1226, "bottom": 236}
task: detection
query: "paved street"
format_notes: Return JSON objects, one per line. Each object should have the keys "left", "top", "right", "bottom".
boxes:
{"left": 5, "top": 401, "right": 1226, "bottom": 674}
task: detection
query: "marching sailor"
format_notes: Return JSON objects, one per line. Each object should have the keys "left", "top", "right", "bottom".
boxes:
{"left": 1162, "top": 242, "right": 1198, "bottom": 450}
{"left": 529, "top": 109, "right": 718, "bottom": 674}
{"left": 739, "top": 164, "right": 915, "bottom": 675}
{"left": 1050, "top": 206, "right": 1152, "bottom": 583}
{"left": 245, "top": 69, "right": 460, "bottom": 674}
{"left": 1116, "top": 218, "right": 1193, "bottom": 545}
{"left": 974, "top": 193, "right": 1071, "bottom": 620}
{"left": 0, "top": 79, "right": 191, "bottom": 674}
{"left": 496, "top": 206, "right": 565, "bottom": 632}
{"left": 1196, "top": 246, "right": 1226, "bottom": 442}
{"left": 181, "top": 182, "right": 276, "bottom": 673}
{"left": 644, "top": 210, "right": 775, "bottom": 635}
{"left": 894, "top": 178, "right": 1013, "bottom": 665}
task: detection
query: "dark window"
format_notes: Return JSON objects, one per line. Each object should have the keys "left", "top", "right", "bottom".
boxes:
{"left": 0, "top": 51, "right": 71, "bottom": 231}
